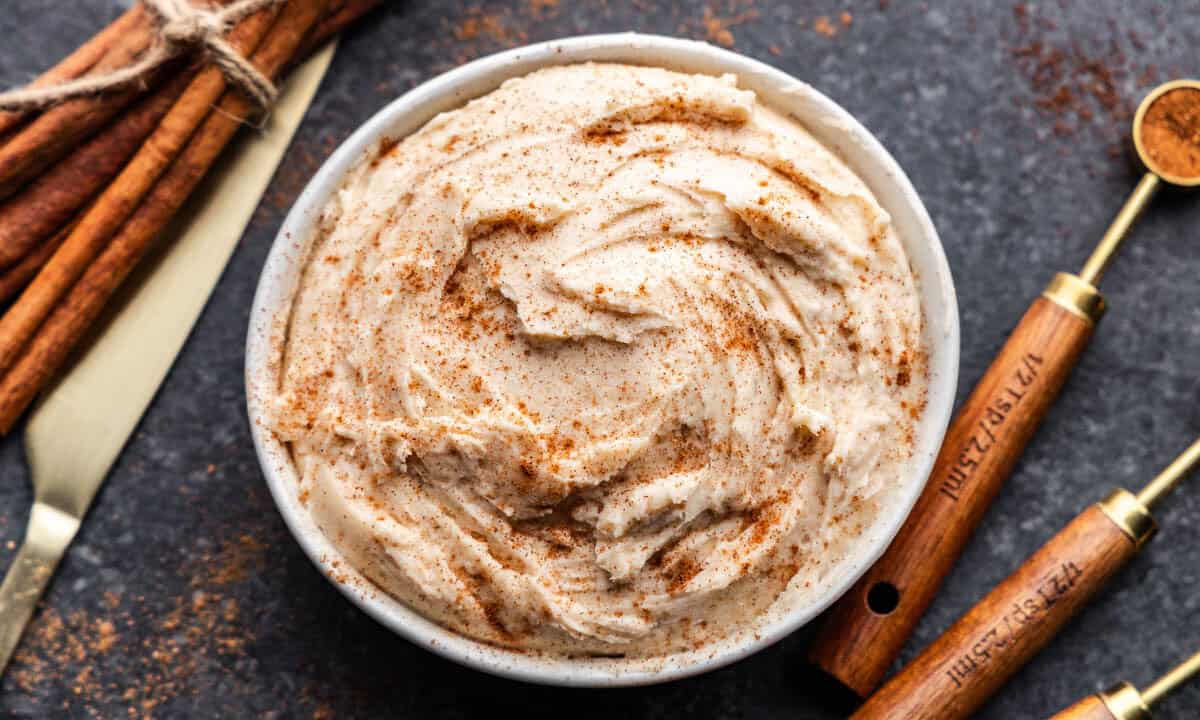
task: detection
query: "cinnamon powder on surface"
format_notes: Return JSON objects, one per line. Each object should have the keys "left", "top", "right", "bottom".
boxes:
{"left": 1139, "top": 87, "right": 1200, "bottom": 179}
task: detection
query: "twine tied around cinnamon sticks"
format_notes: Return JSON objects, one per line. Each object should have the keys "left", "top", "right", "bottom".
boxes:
{"left": 0, "top": 0, "right": 285, "bottom": 113}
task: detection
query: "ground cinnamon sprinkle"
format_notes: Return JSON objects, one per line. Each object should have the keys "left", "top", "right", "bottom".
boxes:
{"left": 1007, "top": 3, "right": 1171, "bottom": 158}
{"left": 1139, "top": 87, "right": 1200, "bottom": 179}
{"left": 6, "top": 533, "right": 268, "bottom": 718}
{"left": 813, "top": 16, "right": 837, "bottom": 38}
{"left": 698, "top": 3, "right": 759, "bottom": 48}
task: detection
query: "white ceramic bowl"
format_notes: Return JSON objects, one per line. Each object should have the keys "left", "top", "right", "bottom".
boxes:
{"left": 246, "top": 33, "right": 959, "bottom": 687}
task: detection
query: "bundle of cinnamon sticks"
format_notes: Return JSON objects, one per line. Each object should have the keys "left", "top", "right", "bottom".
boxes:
{"left": 0, "top": 0, "right": 379, "bottom": 433}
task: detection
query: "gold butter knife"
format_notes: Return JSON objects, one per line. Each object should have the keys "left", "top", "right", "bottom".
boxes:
{"left": 0, "top": 43, "right": 336, "bottom": 674}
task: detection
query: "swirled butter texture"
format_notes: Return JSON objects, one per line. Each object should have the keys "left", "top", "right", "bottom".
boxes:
{"left": 268, "top": 64, "right": 928, "bottom": 657}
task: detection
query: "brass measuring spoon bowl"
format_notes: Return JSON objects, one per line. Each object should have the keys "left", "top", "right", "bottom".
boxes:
{"left": 1134, "top": 78, "right": 1200, "bottom": 187}
{"left": 1075, "top": 79, "right": 1200, "bottom": 287}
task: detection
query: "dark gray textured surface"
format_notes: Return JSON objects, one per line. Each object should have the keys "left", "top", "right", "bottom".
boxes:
{"left": 1, "top": 1, "right": 1199, "bottom": 718}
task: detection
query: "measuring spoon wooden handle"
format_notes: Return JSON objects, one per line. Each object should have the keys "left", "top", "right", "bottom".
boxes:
{"left": 1049, "top": 681, "right": 1152, "bottom": 720}
{"left": 1049, "top": 696, "right": 1120, "bottom": 720}
{"left": 851, "top": 501, "right": 1145, "bottom": 720}
{"left": 812, "top": 279, "right": 1102, "bottom": 696}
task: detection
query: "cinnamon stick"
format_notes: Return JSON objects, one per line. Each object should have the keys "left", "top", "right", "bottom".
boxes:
{"left": 0, "top": 0, "right": 374, "bottom": 275}
{"left": 0, "top": 0, "right": 332, "bottom": 433}
{"left": 0, "top": 70, "right": 193, "bottom": 270}
{"left": 0, "top": 5, "right": 283, "bottom": 378}
{"left": 0, "top": 6, "right": 159, "bottom": 200}
{"left": 0, "top": 6, "right": 144, "bottom": 139}
{"left": 0, "top": 226, "right": 71, "bottom": 303}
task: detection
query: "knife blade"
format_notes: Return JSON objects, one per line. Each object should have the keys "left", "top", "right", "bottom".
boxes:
{"left": 0, "top": 43, "right": 336, "bottom": 673}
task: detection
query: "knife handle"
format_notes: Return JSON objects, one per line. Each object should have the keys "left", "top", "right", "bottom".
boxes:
{"left": 811, "top": 277, "right": 1102, "bottom": 696}
{"left": 0, "top": 501, "right": 80, "bottom": 674}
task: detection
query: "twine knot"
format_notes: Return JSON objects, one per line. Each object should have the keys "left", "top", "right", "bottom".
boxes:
{"left": 159, "top": 6, "right": 228, "bottom": 47}
{"left": 0, "top": 0, "right": 287, "bottom": 114}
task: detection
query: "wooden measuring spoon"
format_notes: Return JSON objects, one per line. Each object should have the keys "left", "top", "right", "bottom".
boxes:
{"left": 810, "top": 79, "right": 1200, "bottom": 697}
{"left": 1050, "top": 648, "right": 1200, "bottom": 719}
{"left": 849, "top": 438, "right": 1200, "bottom": 720}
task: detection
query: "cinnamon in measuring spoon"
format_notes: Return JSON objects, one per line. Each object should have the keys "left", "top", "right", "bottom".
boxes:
{"left": 1139, "top": 86, "right": 1200, "bottom": 179}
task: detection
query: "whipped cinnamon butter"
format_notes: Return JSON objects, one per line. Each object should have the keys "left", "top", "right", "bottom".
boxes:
{"left": 267, "top": 63, "right": 928, "bottom": 657}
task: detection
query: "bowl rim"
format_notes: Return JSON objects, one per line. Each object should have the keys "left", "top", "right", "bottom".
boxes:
{"left": 245, "top": 32, "right": 959, "bottom": 688}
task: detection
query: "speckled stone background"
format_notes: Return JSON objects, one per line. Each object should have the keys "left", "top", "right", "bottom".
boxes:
{"left": 0, "top": 1, "right": 1198, "bottom": 718}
